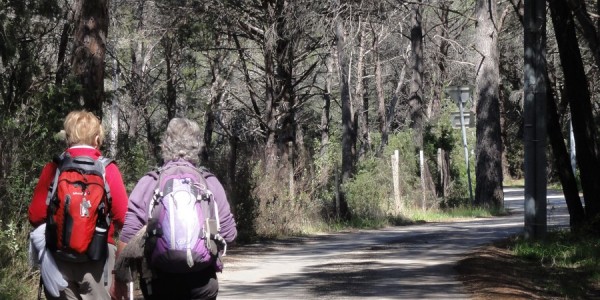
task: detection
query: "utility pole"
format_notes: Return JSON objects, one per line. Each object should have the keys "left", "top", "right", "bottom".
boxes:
{"left": 523, "top": 0, "right": 547, "bottom": 239}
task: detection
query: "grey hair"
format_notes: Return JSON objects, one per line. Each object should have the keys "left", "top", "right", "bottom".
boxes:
{"left": 160, "top": 118, "right": 202, "bottom": 165}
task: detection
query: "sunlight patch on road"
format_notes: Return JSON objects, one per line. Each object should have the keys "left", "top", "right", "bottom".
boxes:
{"left": 505, "top": 194, "right": 565, "bottom": 201}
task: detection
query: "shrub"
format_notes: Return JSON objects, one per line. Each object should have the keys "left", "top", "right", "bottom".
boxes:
{"left": 0, "top": 219, "right": 38, "bottom": 300}
{"left": 343, "top": 132, "right": 422, "bottom": 221}
{"left": 343, "top": 156, "right": 392, "bottom": 219}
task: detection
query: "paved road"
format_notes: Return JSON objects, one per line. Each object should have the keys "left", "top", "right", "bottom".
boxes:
{"left": 218, "top": 188, "right": 570, "bottom": 299}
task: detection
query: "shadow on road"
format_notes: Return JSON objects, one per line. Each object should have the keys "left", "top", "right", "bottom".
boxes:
{"left": 219, "top": 188, "right": 569, "bottom": 299}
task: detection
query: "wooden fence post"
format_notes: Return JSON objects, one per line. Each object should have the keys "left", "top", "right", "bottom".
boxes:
{"left": 391, "top": 149, "right": 401, "bottom": 213}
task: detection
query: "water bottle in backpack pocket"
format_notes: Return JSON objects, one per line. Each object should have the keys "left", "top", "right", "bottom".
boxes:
{"left": 87, "top": 210, "right": 109, "bottom": 261}
{"left": 45, "top": 217, "right": 58, "bottom": 252}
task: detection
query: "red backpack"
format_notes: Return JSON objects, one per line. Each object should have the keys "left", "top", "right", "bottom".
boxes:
{"left": 45, "top": 153, "right": 113, "bottom": 261}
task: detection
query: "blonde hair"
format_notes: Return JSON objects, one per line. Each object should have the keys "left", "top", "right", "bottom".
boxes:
{"left": 63, "top": 110, "right": 105, "bottom": 147}
{"left": 160, "top": 118, "right": 202, "bottom": 165}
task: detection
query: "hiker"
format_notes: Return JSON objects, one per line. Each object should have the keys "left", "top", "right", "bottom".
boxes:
{"left": 111, "top": 117, "right": 237, "bottom": 300}
{"left": 28, "top": 110, "right": 128, "bottom": 299}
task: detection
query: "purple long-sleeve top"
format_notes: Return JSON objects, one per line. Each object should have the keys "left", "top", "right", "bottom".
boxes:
{"left": 119, "top": 161, "right": 237, "bottom": 244}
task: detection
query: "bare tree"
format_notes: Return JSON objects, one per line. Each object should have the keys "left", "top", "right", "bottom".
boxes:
{"left": 408, "top": 1, "right": 425, "bottom": 148}
{"left": 336, "top": 7, "right": 353, "bottom": 218}
{"left": 201, "top": 31, "right": 233, "bottom": 164}
{"left": 320, "top": 51, "right": 334, "bottom": 156}
{"left": 355, "top": 25, "right": 370, "bottom": 159}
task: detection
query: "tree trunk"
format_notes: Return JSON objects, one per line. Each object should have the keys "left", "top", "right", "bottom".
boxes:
{"left": 565, "top": 0, "right": 600, "bottom": 68}
{"left": 545, "top": 70, "right": 585, "bottom": 229}
{"left": 263, "top": 24, "right": 278, "bottom": 173}
{"left": 56, "top": 5, "right": 76, "bottom": 88}
{"left": 408, "top": 2, "right": 436, "bottom": 200}
{"left": 336, "top": 16, "right": 352, "bottom": 218}
{"left": 408, "top": 1, "right": 425, "bottom": 148}
{"left": 163, "top": 35, "right": 177, "bottom": 121}
{"left": 354, "top": 27, "right": 368, "bottom": 159}
{"left": 499, "top": 84, "right": 511, "bottom": 179}
{"left": 375, "top": 36, "right": 385, "bottom": 139}
{"left": 127, "top": 0, "right": 146, "bottom": 138}
{"left": 227, "top": 133, "right": 238, "bottom": 204}
{"left": 430, "top": 1, "right": 451, "bottom": 120}
{"left": 108, "top": 56, "right": 119, "bottom": 158}
{"left": 320, "top": 52, "right": 333, "bottom": 156}
{"left": 549, "top": 0, "right": 600, "bottom": 222}
{"left": 201, "top": 33, "right": 230, "bottom": 164}
{"left": 201, "top": 59, "right": 219, "bottom": 164}
{"left": 263, "top": 0, "right": 295, "bottom": 175}
{"left": 379, "top": 65, "right": 405, "bottom": 153}
{"left": 71, "top": 0, "right": 109, "bottom": 118}
{"left": 474, "top": 0, "right": 504, "bottom": 208}
{"left": 597, "top": 0, "right": 600, "bottom": 34}
{"left": 274, "top": 2, "right": 295, "bottom": 170}
{"left": 144, "top": 106, "right": 161, "bottom": 163}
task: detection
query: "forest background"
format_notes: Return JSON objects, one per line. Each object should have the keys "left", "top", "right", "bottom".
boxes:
{"left": 1, "top": 0, "right": 599, "bottom": 298}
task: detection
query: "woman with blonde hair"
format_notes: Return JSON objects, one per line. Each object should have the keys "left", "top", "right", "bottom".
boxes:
{"left": 28, "top": 110, "right": 128, "bottom": 300}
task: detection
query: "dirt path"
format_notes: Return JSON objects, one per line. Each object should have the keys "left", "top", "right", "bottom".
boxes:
{"left": 218, "top": 188, "right": 569, "bottom": 299}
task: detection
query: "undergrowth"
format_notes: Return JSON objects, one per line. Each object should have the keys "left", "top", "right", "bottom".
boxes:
{"left": 0, "top": 219, "right": 38, "bottom": 300}
{"left": 511, "top": 230, "right": 600, "bottom": 297}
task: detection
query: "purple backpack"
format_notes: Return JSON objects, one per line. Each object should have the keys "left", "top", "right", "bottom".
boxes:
{"left": 145, "top": 161, "right": 225, "bottom": 273}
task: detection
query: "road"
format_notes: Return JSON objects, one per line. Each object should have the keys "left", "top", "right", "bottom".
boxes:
{"left": 218, "top": 188, "right": 570, "bottom": 299}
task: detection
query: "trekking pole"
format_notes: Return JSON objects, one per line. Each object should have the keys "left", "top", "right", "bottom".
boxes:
{"left": 38, "top": 275, "right": 43, "bottom": 300}
{"left": 129, "top": 282, "right": 134, "bottom": 300}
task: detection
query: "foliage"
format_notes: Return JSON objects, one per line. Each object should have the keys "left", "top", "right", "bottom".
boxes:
{"left": 441, "top": 127, "right": 477, "bottom": 208}
{"left": 115, "top": 135, "right": 158, "bottom": 191}
{"left": 0, "top": 103, "right": 67, "bottom": 300}
{"left": 417, "top": 101, "right": 478, "bottom": 209}
{"left": 513, "top": 231, "right": 600, "bottom": 269}
{"left": 344, "top": 132, "right": 419, "bottom": 222}
{"left": 208, "top": 136, "right": 260, "bottom": 243}
{"left": 250, "top": 149, "right": 330, "bottom": 237}
{"left": 0, "top": 220, "right": 38, "bottom": 300}
{"left": 381, "top": 131, "right": 420, "bottom": 186}
{"left": 511, "top": 230, "right": 600, "bottom": 297}
{"left": 406, "top": 206, "right": 493, "bottom": 222}
{"left": 311, "top": 131, "right": 343, "bottom": 220}
{"left": 343, "top": 156, "right": 393, "bottom": 219}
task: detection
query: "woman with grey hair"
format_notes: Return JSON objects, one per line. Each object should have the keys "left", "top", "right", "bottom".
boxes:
{"left": 111, "top": 118, "right": 237, "bottom": 300}
{"left": 160, "top": 117, "right": 202, "bottom": 164}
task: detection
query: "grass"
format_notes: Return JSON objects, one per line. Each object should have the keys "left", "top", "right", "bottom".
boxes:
{"left": 323, "top": 204, "right": 498, "bottom": 231}
{"left": 512, "top": 230, "right": 600, "bottom": 269}
{"left": 0, "top": 220, "right": 39, "bottom": 300}
{"left": 404, "top": 205, "right": 499, "bottom": 222}
{"left": 510, "top": 230, "right": 600, "bottom": 297}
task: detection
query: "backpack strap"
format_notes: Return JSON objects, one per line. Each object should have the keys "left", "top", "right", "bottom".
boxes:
{"left": 45, "top": 153, "right": 66, "bottom": 205}
{"left": 97, "top": 156, "right": 113, "bottom": 204}
{"left": 45, "top": 153, "right": 114, "bottom": 216}
{"left": 196, "top": 166, "right": 219, "bottom": 226}
{"left": 97, "top": 156, "right": 114, "bottom": 226}
{"left": 148, "top": 166, "right": 164, "bottom": 218}
{"left": 196, "top": 167, "right": 225, "bottom": 257}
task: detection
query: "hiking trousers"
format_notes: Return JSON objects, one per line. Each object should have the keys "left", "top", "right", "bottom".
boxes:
{"left": 140, "top": 268, "right": 218, "bottom": 300}
{"left": 44, "top": 244, "right": 115, "bottom": 300}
